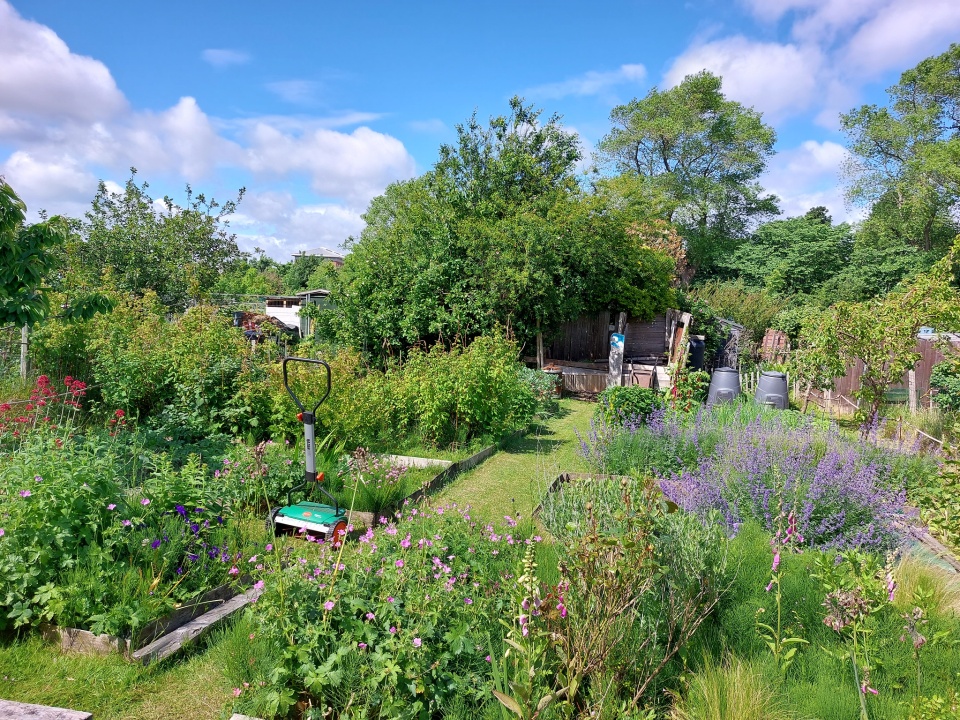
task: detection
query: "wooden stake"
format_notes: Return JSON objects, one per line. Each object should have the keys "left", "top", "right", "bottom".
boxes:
{"left": 908, "top": 369, "right": 917, "bottom": 413}
{"left": 20, "top": 324, "right": 28, "bottom": 381}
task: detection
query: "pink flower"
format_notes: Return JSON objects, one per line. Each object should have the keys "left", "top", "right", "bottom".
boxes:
{"left": 107, "top": 504, "right": 116, "bottom": 510}
{"left": 265, "top": 544, "right": 273, "bottom": 552}
{"left": 413, "top": 637, "right": 422, "bottom": 648}
{"left": 366, "top": 612, "right": 375, "bottom": 620}
{"left": 485, "top": 655, "right": 491, "bottom": 662}
{"left": 464, "top": 598, "right": 473, "bottom": 605}
{"left": 765, "top": 582, "right": 774, "bottom": 592}
{"left": 34, "top": 475, "right": 42, "bottom": 482}
{"left": 387, "top": 596, "right": 395, "bottom": 603}
{"left": 771, "top": 552, "right": 780, "bottom": 572}
{"left": 389, "top": 626, "right": 397, "bottom": 634}
{"left": 229, "top": 566, "right": 239, "bottom": 576}
{"left": 19, "top": 490, "right": 31, "bottom": 498}
{"left": 233, "top": 688, "right": 241, "bottom": 697}
{"left": 122, "top": 519, "right": 132, "bottom": 527}
{"left": 140, "top": 498, "right": 150, "bottom": 506}
{"left": 395, "top": 559, "right": 404, "bottom": 569}
{"left": 0, "top": 528, "right": 4, "bottom": 537}
{"left": 323, "top": 600, "right": 335, "bottom": 611}
{"left": 253, "top": 580, "right": 265, "bottom": 590}
{"left": 358, "top": 642, "right": 367, "bottom": 649}
{"left": 249, "top": 633, "right": 255, "bottom": 640}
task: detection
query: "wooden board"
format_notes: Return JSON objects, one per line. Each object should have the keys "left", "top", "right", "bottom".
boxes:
{"left": 0, "top": 700, "right": 92, "bottom": 719}
{"left": 131, "top": 587, "right": 263, "bottom": 666}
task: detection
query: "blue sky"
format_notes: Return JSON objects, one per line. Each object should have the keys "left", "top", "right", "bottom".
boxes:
{"left": 2, "top": 0, "right": 959, "bottom": 259}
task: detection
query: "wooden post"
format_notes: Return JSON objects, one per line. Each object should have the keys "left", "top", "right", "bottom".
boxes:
{"left": 608, "top": 312, "right": 627, "bottom": 388}
{"left": 20, "top": 324, "right": 28, "bottom": 381}
{"left": 536, "top": 319, "right": 544, "bottom": 369}
{"left": 908, "top": 369, "right": 917, "bottom": 414}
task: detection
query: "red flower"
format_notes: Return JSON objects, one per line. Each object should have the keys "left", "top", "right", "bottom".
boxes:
{"left": 0, "top": 403, "right": 10, "bottom": 412}
{"left": 24, "top": 404, "right": 33, "bottom": 411}
{"left": 36, "top": 375, "right": 49, "bottom": 386}
{"left": 114, "top": 409, "right": 125, "bottom": 418}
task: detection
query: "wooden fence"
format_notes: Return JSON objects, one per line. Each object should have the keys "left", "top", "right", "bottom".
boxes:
{"left": 546, "top": 312, "right": 670, "bottom": 362}
{"left": 805, "top": 336, "right": 960, "bottom": 414}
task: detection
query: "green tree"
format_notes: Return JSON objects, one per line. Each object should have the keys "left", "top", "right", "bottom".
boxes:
{"left": 597, "top": 71, "right": 779, "bottom": 276}
{"left": 0, "top": 179, "right": 68, "bottom": 327}
{"left": 78, "top": 169, "right": 244, "bottom": 310}
{"left": 842, "top": 43, "right": 960, "bottom": 254}
{"left": 722, "top": 211, "right": 853, "bottom": 296}
{"left": 326, "top": 99, "right": 675, "bottom": 360}
{"left": 796, "top": 239, "right": 960, "bottom": 420}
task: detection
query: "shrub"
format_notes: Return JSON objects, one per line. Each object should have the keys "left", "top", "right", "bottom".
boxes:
{"left": 595, "top": 385, "right": 665, "bottom": 426}
{"left": 0, "top": 426, "right": 261, "bottom": 635}
{"left": 931, "top": 358, "right": 960, "bottom": 413}
{"left": 240, "top": 503, "right": 532, "bottom": 719}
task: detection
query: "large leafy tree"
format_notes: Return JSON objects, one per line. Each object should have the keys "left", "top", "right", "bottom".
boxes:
{"left": 721, "top": 207, "right": 853, "bottom": 297}
{"left": 596, "top": 71, "right": 779, "bottom": 276}
{"left": 77, "top": 169, "right": 245, "bottom": 310}
{"left": 326, "top": 99, "right": 675, "bottom": 359}
{"left": 0, "top": 179, "right": 68, "bottom": 327}
{"left": 842, "top": 43, "right": 960, "bottom": 254}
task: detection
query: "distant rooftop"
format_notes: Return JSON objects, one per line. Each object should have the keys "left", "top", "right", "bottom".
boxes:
{"left": 293, "top": 246, "right": 345, "bottom": 260}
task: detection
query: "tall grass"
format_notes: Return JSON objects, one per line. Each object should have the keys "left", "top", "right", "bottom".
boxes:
{"left": 671, "top": 657, "right": 797, "bottom": 720}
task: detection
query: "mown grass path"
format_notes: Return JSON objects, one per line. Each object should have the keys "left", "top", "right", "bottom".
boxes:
{"left": 433, "top": 398, "right": 595, "bottom": 524}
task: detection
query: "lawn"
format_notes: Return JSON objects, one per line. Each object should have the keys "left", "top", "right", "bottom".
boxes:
{"left": 434, "top": 398, "right": 595, "bottom": 522}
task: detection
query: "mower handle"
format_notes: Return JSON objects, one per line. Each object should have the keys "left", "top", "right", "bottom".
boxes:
{"left": 282, "top": 357, "right": 332, "bottom": 414}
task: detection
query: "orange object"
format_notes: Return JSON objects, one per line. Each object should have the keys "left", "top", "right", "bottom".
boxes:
{"left": 317, "top": 472, "right": 325, "bottom": 483}
{"left": 297, "top": 412, "right": 303, "bottom": 421}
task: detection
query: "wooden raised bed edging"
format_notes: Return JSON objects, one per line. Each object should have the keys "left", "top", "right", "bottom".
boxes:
{"left": 0, "top": 700, "right": 92, "bottom": 719}
{"left": 42, "top": 580, "right": 255, "bottom": 665}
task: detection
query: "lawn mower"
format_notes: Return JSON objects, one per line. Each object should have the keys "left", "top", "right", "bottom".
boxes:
{"left": 268, "top": 356, "right": 349, "bottom": 545}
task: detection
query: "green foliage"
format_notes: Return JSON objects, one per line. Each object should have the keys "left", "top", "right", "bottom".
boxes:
{"left": 795, "top": 241, "right": 960, "bottom": 419}
{"left": 241, "top": 505, "right": 530, "bottom": 719}
{"left": 595, "top": 385, "right": 665, "bottom": 425}
{"left": 597, "top": 70, "right": 779, "bottom": 276}
{"left": 721, "top": 212, "right": 853, "bottom": 297}
{"left": 842, "top": 43, "right": 960, "bottom": 255}
{"left": 321, "top": 99, "right": 675, "bottom": 360}
{"left": 930, "top": 357, "right": 960, "bottom": 413}
{"left": 0, "top": 179, "right": 69, "bottom": 327}
{"left": 78, "top": 169, "right": 244, "bottom": 311}
{"left": 692, "top": 280, "right": 784, "bottom": 345}
{"left": 0, "top": 424, "right": 262, "bottom": 636}
{"left": 670, "top": 657, "right": 796, "bottom": 720}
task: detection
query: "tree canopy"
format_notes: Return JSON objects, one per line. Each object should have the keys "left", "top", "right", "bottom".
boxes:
{"left": 75, "top": 170, "right": 245, "bottom": 310}
{"left": 596, "top": 71, "right": 779, "bottom": 276}
{"left": 0, "top": 179, "right": 69, "bottom": 327}
{"left": 842, "top": 43, "right": 960, "bottom": 255}
{"left": 323, "top": 99, "right": 676, "bottom": 359}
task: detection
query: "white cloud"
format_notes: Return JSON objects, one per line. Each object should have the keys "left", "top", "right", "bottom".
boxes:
{"left": 232, "top": 190, "right": 365, "bottom": 258}
{"left": 240, "top": 124, "right": 415, "bottom": 206}
{"left": 525, "top": 64, "right": 647, "bottom": 100}
{"left": 842, "top": 0, "right": 960, "bottom": 77}
{"left": 0, "top": 151, "right": 97, "bottom": 217}
{"left": 266, "top": 80, "right": 320, "bottom": 104}
{"left": 664, "top": 37, "right": 824, "bottom": 121}
{"left": 0, "top": 0, "right": 414, "bottom": 241}
{"left": 201, "top": 48, "right": 250, "bottom": 68}
{"left": 0, "top": 1, "right": 126, "bottom": 124}
{"left": 761, "top": 140, "right": 862, "bottom": 221}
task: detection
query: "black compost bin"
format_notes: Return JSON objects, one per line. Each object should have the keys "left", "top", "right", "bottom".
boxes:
{"left": 707, "top": 367, "right": 740, "bottom": 404}
{"left": 688, "top": 335, "right": 705, "bottom": 371}
{"left": 754, "top": 371, "right": 789, "bottom": 409}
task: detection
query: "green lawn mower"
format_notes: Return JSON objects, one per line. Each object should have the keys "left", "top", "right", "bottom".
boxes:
{"left": 268, "top": 356, "right": 348, "bottom": 545}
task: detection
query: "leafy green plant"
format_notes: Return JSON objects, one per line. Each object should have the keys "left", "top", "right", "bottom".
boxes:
{"left": 596, "top": 385, "right": 665, "bottom": 426}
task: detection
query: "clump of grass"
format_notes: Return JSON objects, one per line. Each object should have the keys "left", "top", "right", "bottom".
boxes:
{"left": 671, "top": 657, "right": 797, "bottom": 720}
{"left": 894, "top": 553, "right": 960, "bottom": 615}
